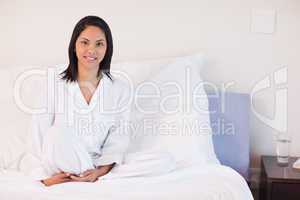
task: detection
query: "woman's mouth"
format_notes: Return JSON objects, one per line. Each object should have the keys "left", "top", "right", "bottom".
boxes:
{"left": 84, "top": 56, "right": 97, "bottom": 62}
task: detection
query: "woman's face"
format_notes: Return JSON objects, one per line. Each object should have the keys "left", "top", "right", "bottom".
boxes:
{"left": 75, "top": 26, "right": 107, "bottom": 72}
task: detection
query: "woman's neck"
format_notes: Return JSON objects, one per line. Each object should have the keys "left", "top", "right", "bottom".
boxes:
{"left": 77, "top": 65, "right": 100, "bottom": 86}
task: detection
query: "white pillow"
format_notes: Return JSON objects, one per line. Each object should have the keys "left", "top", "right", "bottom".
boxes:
{"left": 0, "top": 68, "right": 29, "bottom": 170}
{"left": 0, "top": 66, "right": 51, "bottom": 170}
{"left": 126, "top": 54, "right": 219, "bottom": 165}
{"left": 120, "top": 55, "right": 197, "bottom": 154}
{"left": 111, "top": 56, "right": 188, "bottom": 87}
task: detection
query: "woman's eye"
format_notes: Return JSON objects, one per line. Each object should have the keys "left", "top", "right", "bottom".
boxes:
{"left": 81, "top": 41, "right": 88, "bottom": 45}
{"left": 96, "top": 42, "right": 104, "bottom": 47}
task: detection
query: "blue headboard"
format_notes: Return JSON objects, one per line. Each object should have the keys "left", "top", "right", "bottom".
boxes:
{"left": 207, "top": 90, "right": 250, "bottom": 180}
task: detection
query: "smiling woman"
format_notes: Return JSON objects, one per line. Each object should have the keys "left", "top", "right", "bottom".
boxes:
{"left": 75, "top": 26, "right": 107, "bottom": 79}
{"left": 20, "top": 16, "right": 132, "bottom": 187}
{"left": 61, "top": 16, "right": 113, "bottom": 83}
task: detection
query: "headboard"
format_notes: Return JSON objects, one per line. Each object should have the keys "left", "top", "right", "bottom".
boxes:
{"left": 207, "top": 90, "right": 250, "bottom": 180}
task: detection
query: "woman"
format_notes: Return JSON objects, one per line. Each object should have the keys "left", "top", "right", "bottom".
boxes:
{"left": 20, "top": 16, "right": 131, "bottom": 186}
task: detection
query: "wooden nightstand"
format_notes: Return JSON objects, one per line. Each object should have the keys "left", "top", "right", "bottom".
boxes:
{"left": 260, "top": 155, "right": 300, "bottom": 200}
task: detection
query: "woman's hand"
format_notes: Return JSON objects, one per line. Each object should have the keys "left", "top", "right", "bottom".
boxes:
{"left": 41, "top": 172, "right": 72, "bottom": 186}
{"left": 70, "top": 169, "right": 101, "bottom": 182}
{"left": 70, "top": 164, "right": 114, "bottom": 182}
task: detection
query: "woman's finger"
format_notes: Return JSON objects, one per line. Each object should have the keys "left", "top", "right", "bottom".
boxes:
{"left": 80, "top": 170, "right": 93, "bottom": 177}
{"left": 70, "top": 175, "right": 89, "bottom": 182}
{"left": 90, "top": 176, "right": 98, "bottom": 182}
{"left": 86, "top": 174, "right": 98, "bottom": 182}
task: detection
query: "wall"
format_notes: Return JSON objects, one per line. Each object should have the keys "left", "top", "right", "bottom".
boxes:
{"left": 0, "top": 0, "right": 299, "bottom": 168}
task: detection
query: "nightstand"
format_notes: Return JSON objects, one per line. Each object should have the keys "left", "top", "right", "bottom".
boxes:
{"left": 260, "top": 155, "right": 300, "bottom": 200}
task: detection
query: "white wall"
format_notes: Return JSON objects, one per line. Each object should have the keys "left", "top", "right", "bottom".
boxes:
{"left": 1, "top": 0, "right": 299, "bottom": 168}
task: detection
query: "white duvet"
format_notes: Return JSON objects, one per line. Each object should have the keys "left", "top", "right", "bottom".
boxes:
{"left": 0, "top": 163, "right": 253, "bottom": 200}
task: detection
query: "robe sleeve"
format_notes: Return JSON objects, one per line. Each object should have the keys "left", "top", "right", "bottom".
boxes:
{"left": 20, "top": 88, "right": 55, "bottom": 181}
{"left": 27, "top": 114, "right": 55, "bottom": 180}
{"left": 94, "top": 82, "right": 132, "bottom": 166}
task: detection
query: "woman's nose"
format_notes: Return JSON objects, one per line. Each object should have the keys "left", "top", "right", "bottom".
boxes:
{"left": 87, "top": 45, "right": 96, "bottom": 53}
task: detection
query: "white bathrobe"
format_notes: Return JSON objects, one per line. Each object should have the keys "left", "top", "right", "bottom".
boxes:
{"left": 20, "top": 71, "right": 132, "bottom": 180}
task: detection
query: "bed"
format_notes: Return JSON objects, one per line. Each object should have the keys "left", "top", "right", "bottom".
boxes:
{"left": 0, "top": 163, "right": 251, "bottom": 200}
{"left": 0, "top": 54, "right": 253, "bottom": 200}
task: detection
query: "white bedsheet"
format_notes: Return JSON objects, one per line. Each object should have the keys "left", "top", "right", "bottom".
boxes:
{"left": 0, "top": 163, "right": 253, "bottom": 200}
